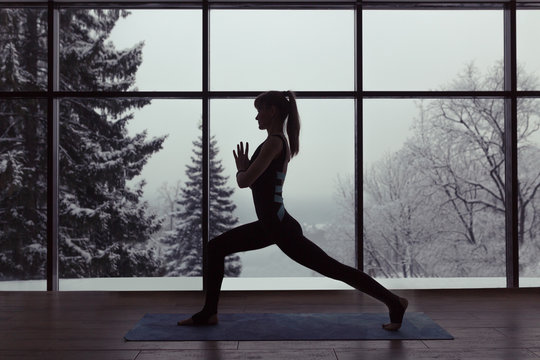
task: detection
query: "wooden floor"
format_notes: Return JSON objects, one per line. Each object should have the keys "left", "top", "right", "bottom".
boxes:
{"left": 1, "top": 287, "right": 540, "bottom": 359}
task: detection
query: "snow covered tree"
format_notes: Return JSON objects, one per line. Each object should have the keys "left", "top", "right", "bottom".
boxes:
{"left": 1, "top": 9, "right": 49, "bottom": 280}
{"left": 359, "top": 62, "right": 540, "bottom": 278}
{"left": 58, "top": 9, "right": 165, "bottom": 278}
{"left": 0, "top": 9, "right": 47, "bottom": 91}
{"left": 0, "top": 9, "right": 166, "bottom": 279}
{"left": 163, "top": 127, "right": 242, "bottom": 277}
{"left": 407, "top": 63, "right": 540, "bottom": 276}
{"left": 363, "top": 151, "right": 438, "bottom": 278}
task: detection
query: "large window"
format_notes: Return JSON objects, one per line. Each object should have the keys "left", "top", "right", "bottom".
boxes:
{"left": 210, "top": 10, "right": 354, "bottom": 91}
{"left": 1, "top": 1, "right": 537, "bottom": 291}
{"left": 0, "top": 8, "right": 47, "bottom": 91}
{"left": 60, "top": 9, "right": 202, "bottom": 91}
{"left": 363, "top": 10, "right": 503, "bottom": 91}
{"left": 58, "top": 99, "right": 202, "bottom": 290}
{"left": 517, "top": 10, "right": 540, "bottom": 90}
{"left": 0, "top": 99, "right": 47, "bottom": 290}
{"left": 515, "top": 8, "right": 540, "bottom": 287}
{"left": 364, "top": 99, "right": 506, "bottom": 286}
{"left": 518, "top": 98, "right": 540, "bottom": 287}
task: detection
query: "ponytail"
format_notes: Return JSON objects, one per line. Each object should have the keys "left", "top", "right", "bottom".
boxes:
{"left": 283, "top": 91, "right": 300, "bottom": 158}
{"left": 254, "top": 90, "right": 301, "bottom": 158}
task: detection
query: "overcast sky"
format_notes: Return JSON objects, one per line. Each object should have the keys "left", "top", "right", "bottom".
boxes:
{"left": 108, "top": 9, "right": 540, "bottom": 226}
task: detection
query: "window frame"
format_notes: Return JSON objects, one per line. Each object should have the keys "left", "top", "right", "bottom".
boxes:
{"left": 2, "top": 0, "right": 539, "bottom": 290}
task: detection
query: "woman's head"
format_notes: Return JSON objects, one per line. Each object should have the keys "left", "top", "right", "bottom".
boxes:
{"left": 254, "top": 90, "right": 300, "bottom": 158}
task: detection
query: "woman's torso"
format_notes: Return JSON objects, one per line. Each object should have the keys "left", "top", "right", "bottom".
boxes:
{"left": 249, "top": 134, "right": 290, "bottom": 224}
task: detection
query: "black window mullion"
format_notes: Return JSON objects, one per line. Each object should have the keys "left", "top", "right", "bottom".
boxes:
{"left": 504, "top": 0, "right": 519, "bottom": 288}
{"left": 47, "top": 2, "right": 59, "bottom": 291}
{"left": 355, "top": 2, "right": 363, "bottom": 271}
{"left": 202, "top": 0, "right": 210, "bottom": 292}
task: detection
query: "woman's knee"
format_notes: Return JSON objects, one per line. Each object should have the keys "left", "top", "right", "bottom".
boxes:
{"left": 207, "top": 235, "right": 227, "bottom": 257}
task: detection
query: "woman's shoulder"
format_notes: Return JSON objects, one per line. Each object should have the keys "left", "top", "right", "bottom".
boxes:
{"left": 268, "top": 134, "right": 288, "bottom": 148}
{"left": 259, "top": 136, "right": 282, "bottom": 157}
{"left": 251, "top": 136, "right": 282, "bottom": 162}
{"left": 267, "top": 134, "right": 289, "bottom": 162}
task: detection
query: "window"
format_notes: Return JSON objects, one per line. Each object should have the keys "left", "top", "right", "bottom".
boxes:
{"left": 517, "top": 10, "right": 540, "bottom": 90}
{"left": 0, "top": 99, "right": 47, "bottom": 290}
{"left": 518, "top": 98, "right": 540, "bottom": 287}
{"left": 0, "top": 8, "right": 47, "bottom": 91}
{"left": 210, "top": 10, "right": 354, "bottom": 91}
{"left": 1, "top": 0, "right": 536, "bottom": 291}
{"left": 58, "top": 99, "right": 203, "bottom": 290}
{"left": 364, "top": 99, "right": 506, "bottom": 286}
{"left": 59, "top": 9, "right": 202, "bottom": 92}
{"left": 363, "top": 10, "right": 503, "bottom": 91}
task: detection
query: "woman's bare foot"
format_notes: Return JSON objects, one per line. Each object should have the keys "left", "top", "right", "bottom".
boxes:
{"left": 382, "top": 297, "right": 408, "bottom": 331}
{"left": 177, "top": 313, "right": 218, "bottom": 326}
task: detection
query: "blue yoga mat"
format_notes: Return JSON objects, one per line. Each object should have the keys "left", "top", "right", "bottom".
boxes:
{"left": 124, "top": 312, "right": 453, "bottom": 341}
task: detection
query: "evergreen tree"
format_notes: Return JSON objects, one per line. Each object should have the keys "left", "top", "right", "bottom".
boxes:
{"left": 1, "top": 9, "right": 49, "bottom": 279}
{"left": 0, "top": 9, "right": 166, "bottom": 279}
{"left": 59, "top": 9, "right": 166, "bottom": 278}
{"left": 163, "top": 127, "right": 241, "bottom": 277}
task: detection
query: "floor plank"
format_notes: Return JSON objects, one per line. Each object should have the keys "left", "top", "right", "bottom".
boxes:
{"left": 0, "top": 350, "right": 140, "bottom": 360}
{"left": 238, "top": 340, "right": 428, "bottom": 350}
{"left": 531, "top": 349, "right": 540, "bottom": 357}
{"left": 135, "top": 349, "right": 338, "bottom": 360}
{"left": 334, "top": 348, "right": 540, "bottom": 360}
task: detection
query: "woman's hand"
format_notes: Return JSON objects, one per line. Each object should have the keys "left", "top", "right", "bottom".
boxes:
{"left": 233, "top": 141, "right": 250, "bottom": 172}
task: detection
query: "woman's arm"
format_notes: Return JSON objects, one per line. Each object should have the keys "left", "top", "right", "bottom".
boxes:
{"left": 234, "top": 136, "right": 282, "bottom": 188}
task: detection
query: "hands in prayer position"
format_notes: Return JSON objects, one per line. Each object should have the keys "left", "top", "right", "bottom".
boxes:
{"left": 233, "top": 141, "right": 250, "bottom": 172}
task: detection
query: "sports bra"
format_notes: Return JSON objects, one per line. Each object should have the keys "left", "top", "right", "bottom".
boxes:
{"left": 249, "top": 134, "right": 288, "bottom": 222}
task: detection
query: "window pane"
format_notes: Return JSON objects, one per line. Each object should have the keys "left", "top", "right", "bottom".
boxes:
{"left": 0, "top": 8, "right": 47, "bottom": 91}
{"left": 0, "top": 99, "right": 47, "bottom": 290}
{"left": 60, "top": 9, "right": 202, "bottom": 91}
{"left": 211, "top": 10, "right": 354, "bottom": 91}
{"left": 211, "top": 99, "right": 355, "bottom": 282}
{"left": 59, "top": 99, "right": 202, "bottom": 290}
{"left": 518, "top": 98, "right": 540, "bottom": 287}
{"left": 364, "top": 98, "right": 505, "bottom": 286}
{"left": 363, "top": 10, "right": 503, "bottom": 91}
{"left": 517, "top": 10, "right": 540, "bottom": 90}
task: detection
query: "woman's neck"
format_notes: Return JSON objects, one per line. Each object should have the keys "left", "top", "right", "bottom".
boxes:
{"left": 266, "top": 128, "right": 284, "bottom": 136}
{"left": 266, "top": 120, "right": 283, "bottom": 135}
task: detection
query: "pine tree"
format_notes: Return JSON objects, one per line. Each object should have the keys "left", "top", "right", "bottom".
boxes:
{"left": 1, "top": 9, "right": 49, "bottom": 280}
{"left": 58, "top": 9, "right": 166, "bottom": 278}
{"left": 163, "top": 126, "right": 242, "bottom": 277}
{"left": 0, "top": 9, "right": 166, "bottom": 279}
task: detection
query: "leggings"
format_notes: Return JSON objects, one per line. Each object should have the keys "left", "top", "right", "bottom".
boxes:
{"left": 197, "top": 212, "right": 401, "bottom": 318}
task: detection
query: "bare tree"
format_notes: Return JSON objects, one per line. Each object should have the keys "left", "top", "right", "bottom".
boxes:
{"left": 326, "top": 174, "right": 356, "bottom": 267}
{"left": 405, "top": 63, "right": 540, "bottom": 276}
{"left": 157, "top": 180, "right": 182, "bottom": 231}
{"left": 363, "top": 151, "right": 435, "bottom": 278}
{"left": 338, "top": 63, "right": 540, "bottom": 278}
{"left": 408, "top": 63, "right": 540, "bottom": 247}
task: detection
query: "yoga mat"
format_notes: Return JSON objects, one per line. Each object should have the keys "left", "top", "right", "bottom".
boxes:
{"left": 124, "top": 312, "right": 453, "bottom": 341}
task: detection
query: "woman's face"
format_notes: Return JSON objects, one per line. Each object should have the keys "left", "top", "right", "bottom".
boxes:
{"left": 255, "top": 104, "right": 275, "bottom": 130}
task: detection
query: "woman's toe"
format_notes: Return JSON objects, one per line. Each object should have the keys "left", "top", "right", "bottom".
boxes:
{"left": 177, "top": 318, "right": 194, "bottom": 326}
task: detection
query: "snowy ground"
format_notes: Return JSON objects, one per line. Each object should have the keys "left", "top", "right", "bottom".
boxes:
{"left": 2, "top": 277, "right": 539, "bottom": 291}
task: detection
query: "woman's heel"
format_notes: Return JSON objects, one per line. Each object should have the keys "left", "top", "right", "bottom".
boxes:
{"left": 382, "top": 297, "right": 408, "bottom": 331}
{"left": 177, "top": 313, "right": 218, "bottom": 326}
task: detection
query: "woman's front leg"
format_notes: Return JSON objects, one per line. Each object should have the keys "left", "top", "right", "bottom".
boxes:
{"left": 178, "top": 221, "right": 273, "bottom": 326}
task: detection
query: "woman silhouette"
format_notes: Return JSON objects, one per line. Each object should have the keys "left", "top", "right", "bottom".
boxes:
{"left": 178, "top": 90, "right": 408, "bottom": 331}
